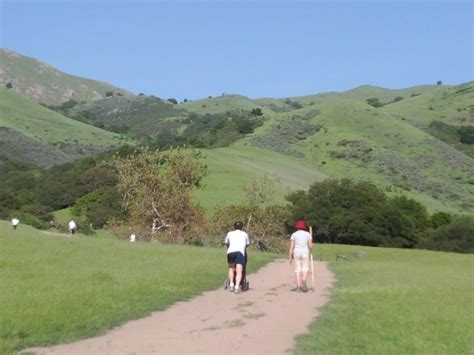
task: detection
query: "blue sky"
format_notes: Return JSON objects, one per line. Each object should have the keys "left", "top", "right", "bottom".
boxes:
{"left": 1, "top": 1, "right": 472, "bottom": 100}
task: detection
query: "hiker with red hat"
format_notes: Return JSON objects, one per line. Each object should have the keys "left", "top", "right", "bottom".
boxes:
{"left": 289, "top": 220, "right": 312, "bottom": 292}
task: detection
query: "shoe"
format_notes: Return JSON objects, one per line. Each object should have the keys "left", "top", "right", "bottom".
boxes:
{"left": 229, "top": 285, "right": 235, "bottom": 292}
{"left": 301, "top": 281, "right": 308, "bottom": 293}
{"left": 291, "top": 287, "right": 301, "bottom": 292}
{"left": 234, "top": 288, "right": 241, "bottom": 294}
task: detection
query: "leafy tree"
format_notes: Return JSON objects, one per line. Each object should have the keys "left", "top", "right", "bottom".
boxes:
{"left": 5, "top": 82, "right": 13, "bottom": 89}
{"left": 437, "top": 80, "right": 443, "bottom": 85}
{"left": 139, "top": 93, "right": 145, "bottom": 96}
{"left": 366, "top": 98, "right": 383, "bottom": 108}
{"left": 286, "top": 179, "right": 429, "bottom": 248}
{"left": 105, "top": 91, "right": 114, "bottom": 97}
{"left": 251, "top": 108, "right": 263, "bottom": 116}
{"left": 458, "top": 126, "right": 474, "bottom": 144}
{"left": 418, "top": 216, "right": 474, "bottom": 253}
{"left": 113, "top": 147, "right": 207, "bottom": 241}
{"left": 167, "top": 98, "right": 178, "bottom": 104}
{"left": 392, "top": 96, "right": 404, "bottom": 103}
{"left": 431, "top": 211, "right": 452, "bottom": 228}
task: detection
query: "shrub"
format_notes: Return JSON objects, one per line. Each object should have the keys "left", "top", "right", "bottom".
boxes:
{"left": 105, "top": 91, "right": 114, "bottom": 97}
{"left": 366, "top": 98, "right": 383, "bottom": 108}
{"left": 167, "top": 98, "right": 178, "bottom": 104}
{"left": 5, "top": 82, "right": 13, "bottom": 89}
{"left": 417, "top": 216, "right": 474, "bottom": 253}
{"left": 458, "top": 126, "right": 474, "bottom": 144}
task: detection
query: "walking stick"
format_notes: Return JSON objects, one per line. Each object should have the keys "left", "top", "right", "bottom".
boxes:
{"left": 309, "top": 226, "right": 315, "bottom": 291}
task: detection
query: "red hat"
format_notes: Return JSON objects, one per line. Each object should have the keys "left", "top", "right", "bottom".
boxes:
{"left": 295, "top": 220, "right": 307, "bottom": 230}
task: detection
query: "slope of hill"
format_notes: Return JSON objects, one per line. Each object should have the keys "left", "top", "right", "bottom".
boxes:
{"left": 65, "top": 95, "right": 187, "bottom": 138}
{"left": 243, "top": 96, "right": 473, "bottom": 213}
{"left": 0, "top": 49, "right": 131, "bottom": 105}
{"left": 181, "top": 94, "right": 265, "bottom": 115}
{"left": 0, "top": 88, "right": 127, "bottom": 165}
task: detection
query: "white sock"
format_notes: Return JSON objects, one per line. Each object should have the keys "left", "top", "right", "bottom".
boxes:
{"left": 235, "top": 285, "right": 240, "bottom": 290}
{"left": 230, "top": 282, "right": 234, "bottom": 288}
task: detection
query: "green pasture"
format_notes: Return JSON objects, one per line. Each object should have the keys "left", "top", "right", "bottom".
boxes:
{"left": 1, "top": 221, "right": 472, "bottom": 354}
{"left": 296, "top": 244, "right": 474, "bottom": 354}
{"left": 0, "top": 221, "right": 276, "bottom": 354}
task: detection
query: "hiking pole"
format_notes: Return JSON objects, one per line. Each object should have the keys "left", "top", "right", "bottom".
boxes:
{"left": 309, "top": 226, "right": 315, "bottom": 291}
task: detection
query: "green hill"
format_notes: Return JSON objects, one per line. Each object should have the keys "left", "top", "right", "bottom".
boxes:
{"left": 0, "top": 49, "right": 131, "bottom": 105}
{"left": 65, "top": 95, "right": 187, "bottom": 138}
{"left": 0, "top": 88, "right": 128, "bottom": 165}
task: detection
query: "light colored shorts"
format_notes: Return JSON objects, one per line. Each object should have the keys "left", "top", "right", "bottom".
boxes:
{"left": 294, "top": 253, "right": 309, "bottom": 273}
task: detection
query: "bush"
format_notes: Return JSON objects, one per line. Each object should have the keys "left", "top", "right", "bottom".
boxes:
{"left": 105, "top": 91, "right": 114, "bottom": 97}
{"left": 5, "top": 82, "right": 13, "bottom": 89}
{"left": 16, "top": 212, "right": 48, "bottom": 229}
{"left": 431, "top": 211, "right": 452, "bottom": 228}
{"left": 286, "top": 179, "right": 430, "bottom": 248}
{"left": 458, "top": 126, "right": 474, "bottom": 144}
{"left": 366, "top": 98, "right": 383, "bottom": 108}
{"left": 417, "top": 216, "right": 474, "bottom": 253}
{"left": 167, "top": 98, "right": 178, "bottom": 104}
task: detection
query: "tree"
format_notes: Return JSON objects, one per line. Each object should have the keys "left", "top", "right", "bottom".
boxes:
{"left": 167, "top": 98, "right": 178, "bottom": 104}
{"left": 105, "top": 91, "right": 114, "bottom": 97}
{"left": 437, "top": 80, "right": 443, "bottom": 85}
{"left": 183, "top": 98, "right": 188, "bottom": 103}
{"left": 251, "top": 108, "right": 263, "bottom": 116}
{"left": 366, "top": 98, "right": 383, "bottom": 108}
{"left": 113, "top": 147, "right": 207, "bottom": 241}
{"left": 286, "top": 179, "right": 429, "bottom": 248}
{"left": 458, "top": 126, "right": 474, "bottom": 144}
{"left": 5, "top": 82, "right": 13, "bottom": 89}
{"left": 418, "top": 216, "right": 474, "bottom": 253}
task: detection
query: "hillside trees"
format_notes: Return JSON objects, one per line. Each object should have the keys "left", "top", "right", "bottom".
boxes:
{"left": 113, "top": 147, "right": 207, "bottom": 241}
{"left": 211, "top": 175, "right": 290, "bottom": 252}
{"left": 286, "top": 179, "right": 430, "bottom": 248}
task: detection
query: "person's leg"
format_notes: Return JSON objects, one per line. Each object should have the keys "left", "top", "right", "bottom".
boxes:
{"left": 301, "top": 254, "right": 309, "bottom": 292}
{"left": 228, "top": 265, "right": 235, "bottom": 289}
{"left": 293, "top": 254, "right": 303, "bottom": 291}
{"left": 235, "top": 264, "right": 243, "bottom": 287}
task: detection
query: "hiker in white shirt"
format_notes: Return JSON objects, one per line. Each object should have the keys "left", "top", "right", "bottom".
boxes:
{"left": 289, "top": 220, "right": 312, "bottom": 292}
{"left": 224, "top": 221, "right": 250, "bottom": 294}
{"left": 11, "top": 217, "right": 20, "bottom": 230}
{"left": 68, "top": 219, "right": 77, "bottom": 236}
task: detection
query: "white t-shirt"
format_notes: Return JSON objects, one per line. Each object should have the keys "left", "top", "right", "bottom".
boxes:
{"left": 225, "top": 230, "right": 250, "bottom": 255}
{"left": 129, "top": 234, "right": 136, "bottom": 242}
{"left": 68, "top": 221, "right": 77, "bottom": 230}
{"left": 12, "top": 218, "right": 19, "bottom": 226}
{"left": 291, "top": 230, "right": 312, "bottom": 255}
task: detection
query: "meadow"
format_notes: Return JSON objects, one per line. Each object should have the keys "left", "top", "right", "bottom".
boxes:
{"left": 0, "top": 221, "right": 276, "bottom": 354}
{"left": 1, "top": 220, "right": 472, "bottom": 354}
{"left": 296, "top": 244, "right": 473, "bottom": 354}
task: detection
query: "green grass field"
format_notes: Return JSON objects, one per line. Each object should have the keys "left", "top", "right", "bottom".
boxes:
{"left": 1, "top": 222, "right": 472, "bottom": 354}
{"left": 0, "top": 221, "right": 276, "bottom": 354}
{"left": 296, "top": 244, "right": 474, "bottom": 354}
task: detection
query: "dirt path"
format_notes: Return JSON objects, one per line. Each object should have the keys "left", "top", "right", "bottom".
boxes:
{"left": 27, "top": 259, "right": 335, "bottom": 355}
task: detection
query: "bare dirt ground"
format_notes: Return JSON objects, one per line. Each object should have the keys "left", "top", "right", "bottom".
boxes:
{"left": 26, "top": 259, "right": 335, "bottom": 355}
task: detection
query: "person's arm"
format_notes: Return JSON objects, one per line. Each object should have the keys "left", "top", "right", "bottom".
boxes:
{"left": 224, "top": 234, "right": 229, "bottom": 248}
{"left": 289, "top": 239, "right": 295, "bottom": 263}
{"left": 307, "top": 235, "right": 313, "bottom": 251}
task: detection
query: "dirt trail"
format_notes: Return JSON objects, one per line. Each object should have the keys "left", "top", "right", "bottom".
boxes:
{"left": 27, "top": 259, "right": 335, "bottom": 355}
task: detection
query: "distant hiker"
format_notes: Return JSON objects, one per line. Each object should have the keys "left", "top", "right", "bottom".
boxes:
{"left": 289, "top": 220, "right": 312, "bottom": 292}
{"left": 224, "top": 221, "right": 250, "bottom": 294}
{"left": 129, "top": 233, "right": 136, "bottom": 242}
{"left": 68, "top": 219, "right": 77, "bottom": 236}
{"left": 11, "top": 217, "right": 20, "bottom": 230}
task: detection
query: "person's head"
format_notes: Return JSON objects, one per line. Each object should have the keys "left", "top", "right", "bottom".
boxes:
{"left": 234, "top": 221, "right": 243, "bottom": 230}
{"left": 295, "top": 220, "right": 307, "bottom": 231}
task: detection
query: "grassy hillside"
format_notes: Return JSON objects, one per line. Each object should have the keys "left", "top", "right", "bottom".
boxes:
{"left": 0, "top": 49, "right": 131, "bottom": 105}
{"left": 382, "top": 81, "right": 474, "bottom": 157}
{"left": 0, "top": 221, "right": 276, "bottom": 354}
{"left": 196, "top": 145, "right": 327, "bottom": 211}
{"left": 0, "top": 88, "right": 127, "bottom": 165}
{"left": 243, "top": 96, "right": 473, "bottom": 213}
{"left": 66, "top": 95, "right": 187, "bottom": 137}
{"left": 181, "top": 94, "right": 266, "bottom": 115}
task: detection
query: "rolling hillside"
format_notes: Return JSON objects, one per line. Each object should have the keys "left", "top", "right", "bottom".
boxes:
{"left": 0, "top": 87, "right": 128, "bottom": 165}
{"left": 0, "top": 49, "right": 131, "bottom": 105}
{"left": 1, "top": 50, "right": 472, "bottom": 213}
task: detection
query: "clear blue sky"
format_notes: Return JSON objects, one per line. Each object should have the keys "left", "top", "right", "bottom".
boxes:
{"left": 1, "top": 0, "right": 473, "bottom": 100}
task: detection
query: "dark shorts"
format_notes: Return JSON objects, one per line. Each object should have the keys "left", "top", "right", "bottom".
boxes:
{"left": 227, "top": 252, "right": 245, "bottom": 266}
